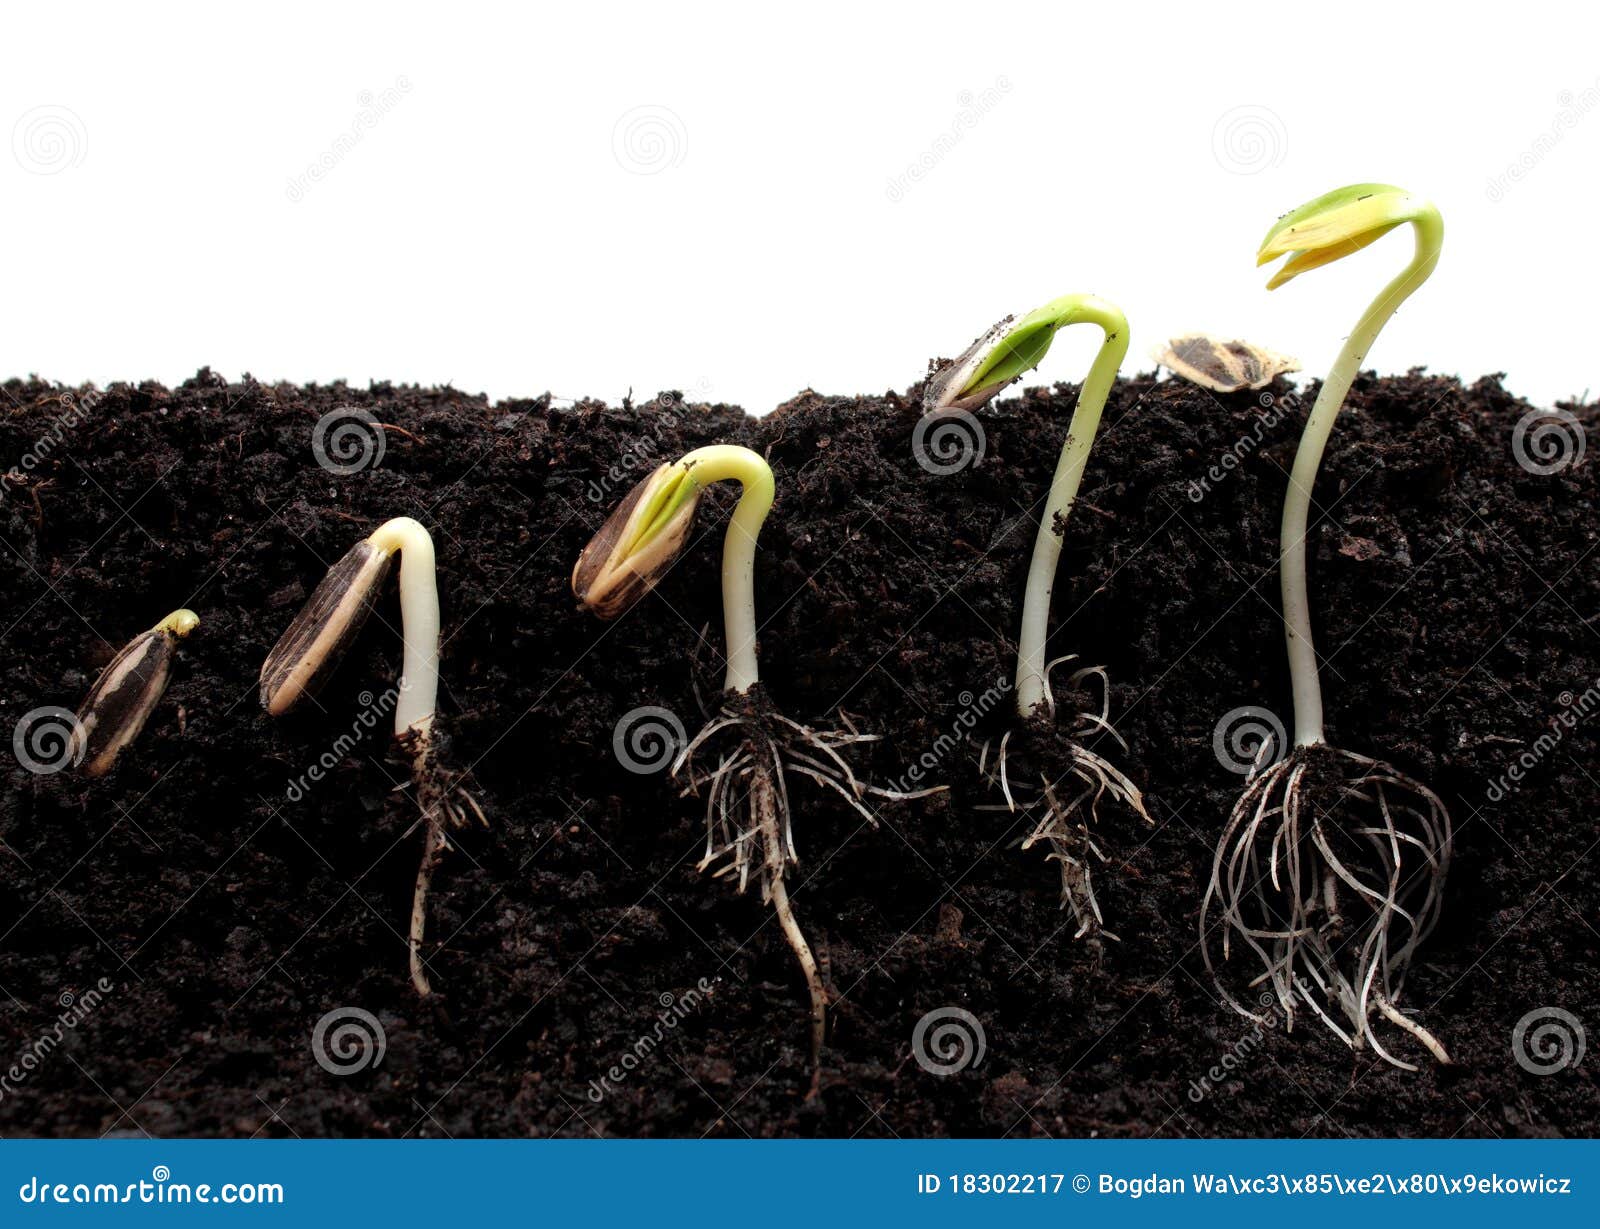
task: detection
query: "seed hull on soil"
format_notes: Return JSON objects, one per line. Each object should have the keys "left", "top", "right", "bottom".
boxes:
{"left": 1, "top": 367, "right": 1595, "bottom": 1138}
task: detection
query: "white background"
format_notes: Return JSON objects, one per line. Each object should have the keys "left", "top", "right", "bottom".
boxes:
{"left": 4, "top": 1, "right": 1597, "bottom": 413}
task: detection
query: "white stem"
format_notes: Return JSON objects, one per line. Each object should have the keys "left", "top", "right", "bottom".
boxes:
{"left": 675, "top": 446, "right": 774, "bottom": 695}
{"left": 1015, "top": 306, "right": 1129, "bottom": 717}
{"left": 368, "top": 516, "right": 440, "bottom": 736}
{"left": 1279, "top": 217, "right": 1441, "bottom": 746}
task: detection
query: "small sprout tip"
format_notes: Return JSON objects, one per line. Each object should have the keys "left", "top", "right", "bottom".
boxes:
{"left": 156, "top": 608, "right": 200, "bottom": 637}
{"left": 73, "top": 610, "right": 198, "bottom": 776}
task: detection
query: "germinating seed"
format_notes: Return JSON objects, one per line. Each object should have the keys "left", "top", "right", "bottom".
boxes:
{"left": 73, "top": 609, "right": 198, "bottom": 777}
{"left": 572, "top": 461, "right": 701, "bottom": 620}
{"left": 259, "top": 540, "right": 392, "bottom": 716}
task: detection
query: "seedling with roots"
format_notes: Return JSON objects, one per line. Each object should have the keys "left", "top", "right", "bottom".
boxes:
{"left": 1201, "top": 185, "right": 1453, "bottom": 1070}
{"left": 927, "top": 295, "right": 1151, "bottom": 944}
{"left": 72, "top": 609, "right": 199, "bottom": 776}
{"left": 260, "top": 516, "right": 483, "bottom": 996}
{"left": 574, "top": 444, "right": 937, "bottom": 1090}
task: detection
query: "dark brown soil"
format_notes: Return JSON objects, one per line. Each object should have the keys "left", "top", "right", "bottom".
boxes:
{"left": 2, "top": 366, "right": 1596, "bottom": 1138}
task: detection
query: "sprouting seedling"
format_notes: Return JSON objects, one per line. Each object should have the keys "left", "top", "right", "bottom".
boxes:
{"left": 928, "top": 296, "right": 1151, "bottom": 945}
{"left": 574, "top": 444, "right": 770, "bottom": 695}
{"left": 576, "top": 445, "right": 938, "bottom": 1092}
{"left": 1202, "top": 184, "right": 1453, "bottom": 1070}
{"left": 72, "top": 609, "right": 199, "bottom": 777}
{"left": 928, "top": 294, "right": 1130, "bottom": 716}
{"left": 1262, "top": 184, "right": 1444, "bottom": 749}
{"left": 261, "top": 516, "right": 483, "bottom": 997}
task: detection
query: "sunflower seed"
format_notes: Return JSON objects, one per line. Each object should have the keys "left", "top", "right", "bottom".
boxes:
{"left": 572, "top": 464, "right": 700, "bottom": 619}
{"left": 75, "top": 623, "right": 186, "bottom": 776}
{"left": 260, "top": 540, "right": 393, "bottom": 715}
{"left": 1155, "top": 334, "right": 1300, "bottom": 393}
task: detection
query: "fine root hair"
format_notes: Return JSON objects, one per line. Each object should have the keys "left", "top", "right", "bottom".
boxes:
{"left": 979, "top": 656, "right": 1152, "bottom": 944}
{"left": 1201, "top": 743, "right": 1453, "bottom": 1070}
{"left": 674, "top": 704, "right": 942, "bottom": 1094}
{"left": 400, "top": 725, "right": 488, "bottom": 998}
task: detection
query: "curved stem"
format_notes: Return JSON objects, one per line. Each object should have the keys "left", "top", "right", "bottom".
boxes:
{"left": 1015, "top": 299, "right": 1129, "bottom": 716}
{"left": 675, "top": 445, "right": 774, "bottom": 695}
{"left": 368, "top": 516, "right": 440, "bottom": 736}
{"left": 1280, "top": 213, "right": 1442, "bottom": 746}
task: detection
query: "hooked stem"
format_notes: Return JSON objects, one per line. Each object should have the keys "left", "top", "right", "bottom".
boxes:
{"left": 1014, "top": 298, "right": 1129, "bottom": 717}
{"left": 670, "top": 445, "right": 774, "bottom": 695}
{"left": 367, "top": 516, "right": 440, "bottom": 737}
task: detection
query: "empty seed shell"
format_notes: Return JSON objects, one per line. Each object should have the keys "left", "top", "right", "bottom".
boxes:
{"left": 73, "top": 623, "right": 186, "bottom": 777}
{"left": 922, "top": 315, "right": 1015, "bottom": 412}
{"left": 261, "top": 540, "right": 393, "bottom": 716}
{"left": 1155, "top": 334, "right": 1300, "bottom": 393}
{"left": 572, "top": 464, "right": 700, "bottom": 619}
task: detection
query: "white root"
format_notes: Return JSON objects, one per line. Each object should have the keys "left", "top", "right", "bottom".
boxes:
{"left": 981, "top": 658, "right": 1151, "bottom": 943}
{"left": 403, "top": 726, "right": 487, "bottom": 998}
{"left": 675, "top": 702, "right": 943, "bottom": 1093}
{"left": 1200, "top": 744, "right": 1453, "bottom": 1068}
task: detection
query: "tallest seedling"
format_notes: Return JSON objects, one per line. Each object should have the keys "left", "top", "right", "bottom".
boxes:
{"left": 925, "top": 295, "right": 1150, "bottom": 944}
{"left": 1268, "top": 186, "right": 1444, "bottom": 746}
{"left": 1202, "top": 185, "right": 1454, "bottom": 1069}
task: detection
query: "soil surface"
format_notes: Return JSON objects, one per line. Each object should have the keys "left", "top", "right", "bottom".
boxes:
{"left": 2, "top": 366, "right": 1596, "bottom": 1139}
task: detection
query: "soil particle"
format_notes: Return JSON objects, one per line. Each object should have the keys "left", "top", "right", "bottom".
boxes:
{"left": 1, "top": 368, "right": 1596, "bottom": 1137}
